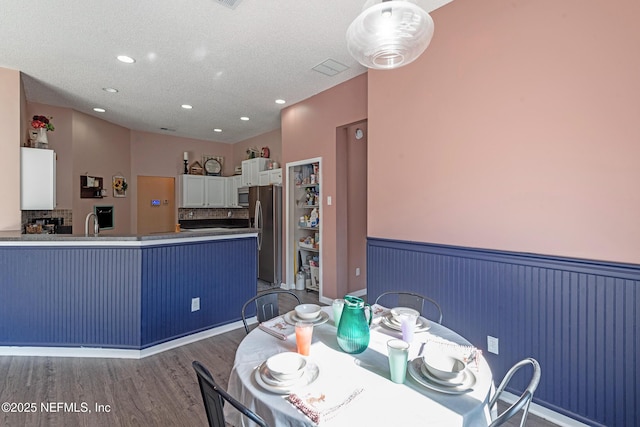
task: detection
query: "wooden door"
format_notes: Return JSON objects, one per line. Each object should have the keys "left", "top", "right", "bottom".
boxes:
{"left": 137, "top": 176, "right": 175, "bottom": 234}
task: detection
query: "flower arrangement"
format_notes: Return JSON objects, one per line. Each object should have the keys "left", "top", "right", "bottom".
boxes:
{"left": 31, "top": 115, "right": 55, "bottom": 132}
{"left": 112, "top": 176, "right": 128, "bottom": 197}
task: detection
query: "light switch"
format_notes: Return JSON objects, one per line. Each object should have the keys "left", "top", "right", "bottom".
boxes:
{"left": 327, "top": 196, "right": 332, "bottom": 205}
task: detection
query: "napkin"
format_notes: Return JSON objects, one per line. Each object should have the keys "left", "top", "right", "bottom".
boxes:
{"left": 288, "top": 387, "right": 364, "bottom": 424}
{"left": 258, "top": 316, "right": 295, "bottom": 340}
{"left": 370, "top": 304, "right": 389, "bottom": 325}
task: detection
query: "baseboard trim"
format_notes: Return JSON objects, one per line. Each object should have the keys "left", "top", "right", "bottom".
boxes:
{"left": 500, "top": 391, "right": 589, "bottom": 427}
{"left": 0, "top": 319, "right": 247, "bottom": 359}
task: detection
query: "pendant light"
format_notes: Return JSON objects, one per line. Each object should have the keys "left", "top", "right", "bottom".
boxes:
{"left": 346, "top": 0, "right": 434, "bottom": 70}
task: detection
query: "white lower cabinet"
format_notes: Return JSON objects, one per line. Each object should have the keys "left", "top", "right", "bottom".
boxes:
{"left": 179, "top": 175, "right": 226, "bottom": 208}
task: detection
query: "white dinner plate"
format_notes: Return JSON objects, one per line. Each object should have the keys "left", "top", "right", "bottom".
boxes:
{"left": 255, "top": 360, "right": 320, "bottom": 394}
{"left": 380, "top": 313, "right": 430, "bottom": 332}
{"left": 283, "top": 310, "right": 329, "bottom": 326}
{"left": 407, "top": 358, "right": 475, "bottom": 394}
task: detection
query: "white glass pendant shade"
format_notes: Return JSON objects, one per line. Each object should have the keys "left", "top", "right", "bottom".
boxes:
{"left": 346, "top": 0, "right": 434, "bottom": 70}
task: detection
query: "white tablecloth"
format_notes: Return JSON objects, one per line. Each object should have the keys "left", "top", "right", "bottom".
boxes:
{"left": 226, "top": 307, "right": 493, "bottom": 427}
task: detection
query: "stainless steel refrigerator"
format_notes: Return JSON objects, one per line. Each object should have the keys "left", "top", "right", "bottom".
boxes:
{"left": 248, "top": 185, "right": 282, "bottom": 286}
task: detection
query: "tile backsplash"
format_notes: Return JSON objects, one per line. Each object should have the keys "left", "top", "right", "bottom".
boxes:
{"left": 178, "top": 208, "right": 248, "bottom": 220}
{"left": 22, "top": 209, "right": 73, "bottom": 226}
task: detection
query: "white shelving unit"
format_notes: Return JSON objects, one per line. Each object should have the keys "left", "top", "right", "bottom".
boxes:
{"left": 285, "top": 158, "right": 322, "bottom": 293}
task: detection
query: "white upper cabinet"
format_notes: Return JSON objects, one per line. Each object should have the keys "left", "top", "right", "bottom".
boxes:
{"left": 269, "top": 168, "right": 282, "bottom": 185}
{"left": 204, "top": 176, "right": 226, "bottom": 207}
{"left": 179, "top": 175, "right": 226, "bottom": 208}
{"left": 226, "top": 175, "right": 243, "bottom": 207}
{"left": 241, "top": 158, "right": 269, "bottom": 187}
{"left": 21, "top": 147, "right": 56, "bottom": 210}
{"left": 259, "top": 170, "right": 270, "bottom": 186}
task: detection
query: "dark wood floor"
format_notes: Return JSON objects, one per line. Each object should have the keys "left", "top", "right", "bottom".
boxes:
{"left": 0, "top": 287, "right": 557, "bottom": 427}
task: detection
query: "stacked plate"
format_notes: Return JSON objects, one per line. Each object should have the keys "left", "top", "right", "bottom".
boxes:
{"left": 283, "top": 309, "right": 329, "bottom": 326}
{"left": 255, "top": 352, "right": 320, "bottom": 394}
{"left": 407, "top": 352, "right": 476, "bottom": 394}
{"left": 380, "top": 308, "right": 430, "bottom": 332}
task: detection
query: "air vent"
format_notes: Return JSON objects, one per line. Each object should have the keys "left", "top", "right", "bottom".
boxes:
{"left": 312, "top": 59, "right": 349, "bottom": 77}
{"left": 216, "top": 0, "right": 242, "bottom": 9}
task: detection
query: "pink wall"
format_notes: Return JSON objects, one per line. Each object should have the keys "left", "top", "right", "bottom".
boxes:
{"left": 27, "top": 103, "right": 73, "bottom": 209}
{"left": 282, "top": 74, "right": 368, "bottom": 299}
{"left": 368, "top": 0, "right": 640, "bottom": 264}
{"left": 345, "top": 122, "right": 367, "bottom": 293}
{"left": 232, "top": 128, "right": 282, "bottom": 171}
{"left": 71, "top": 110, "right": 131, "bottom": 234}
{"left": 130, "top": 130, "right": 234, "bottom": 231}
{"left": 0, "top": 68, "right": 21, "bottom": 230}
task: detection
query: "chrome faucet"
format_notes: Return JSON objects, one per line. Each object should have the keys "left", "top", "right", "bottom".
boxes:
{"left": 85, "top": 212, "right": 99, "bottom": 236}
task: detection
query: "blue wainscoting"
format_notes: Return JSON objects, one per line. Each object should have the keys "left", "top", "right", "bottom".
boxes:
{"left": 140, "top": 237, "right": 257, "bottom": 347}
{"left": 0, "top": 246, "right": 142, "bottom": 348}
{"left": 367, "top": 237, "right": 639, "bottom": 427}
{"left": 0, "top": 236, "right": 257, "bottom": 351}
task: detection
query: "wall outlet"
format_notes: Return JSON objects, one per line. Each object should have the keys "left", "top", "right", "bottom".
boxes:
{"left": 487, "top": 336, "right": 499, "bottom": 354}
{"left": 355, "top": 267, "right": 360, "bottom": 277}
{"left": 191, "top": 297, "right": 200, "bottom": 312}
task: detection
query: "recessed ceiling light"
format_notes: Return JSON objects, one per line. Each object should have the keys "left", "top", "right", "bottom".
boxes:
{"left": 275, "top": 99, "right": 286, "bottom": 104}
{"left": 181, "top": 104, "right": 193, "bottom": 109}
{"left": 103, "top": 87, "right": 119, "bottom": 93}
{"left": 213, "top": 128, "right": 222, "bottom": 133}
{"left": 240, "top": 116, "right": 250, "bottom": 121}
{"left": 117, "top": 55, "right": 135, "bottom": 64}
{"left": 93, "top": 108, "right": 106, "bottom": 113}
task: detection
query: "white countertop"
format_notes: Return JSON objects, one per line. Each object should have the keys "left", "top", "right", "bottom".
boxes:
{"left": 0, "top": 228, "right": 258, "bottom": 247}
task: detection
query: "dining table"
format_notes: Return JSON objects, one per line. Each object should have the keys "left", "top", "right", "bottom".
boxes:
{"left": 225, "top": 306, "right": 494, "bottom": 427}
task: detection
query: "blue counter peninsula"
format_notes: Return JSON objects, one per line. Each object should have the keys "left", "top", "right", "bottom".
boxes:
{"left": 0, "top": 229, "right": 257, "bottom": 358}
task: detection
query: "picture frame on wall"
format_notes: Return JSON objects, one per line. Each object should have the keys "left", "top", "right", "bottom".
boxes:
{"left": 112, "top": 175, "right": 128, "bottom": 198}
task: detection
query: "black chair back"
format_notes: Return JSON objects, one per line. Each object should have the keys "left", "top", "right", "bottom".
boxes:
{"left": 374, "top": 291, "right": 443, "bottom": 324}
{"left": 192, "top": 360, "right": 268, "bottom": 427}
{"left": 241, "top": 290, "right": 301, "bottom": 333}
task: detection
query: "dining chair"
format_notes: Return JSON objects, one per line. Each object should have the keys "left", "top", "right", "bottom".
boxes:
{"left": 241, "top": 290, "right": 301, "bottom": 333}
{"left": 374, "top": 291, "right": 443, "bottom": 324}
{"left": 488, "top": 358, "right": 541, "bottom": 427}
{"left": 192, "top": 360, "right": 269, "bottom": 427}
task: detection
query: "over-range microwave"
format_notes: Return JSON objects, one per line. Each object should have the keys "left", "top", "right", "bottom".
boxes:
{"left": 238, "top": 187, "right": 249, "bottom": 207}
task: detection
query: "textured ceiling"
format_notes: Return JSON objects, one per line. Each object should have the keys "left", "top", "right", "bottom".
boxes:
{"left": 0, "top": 0, "right": 451, "bottom": 144}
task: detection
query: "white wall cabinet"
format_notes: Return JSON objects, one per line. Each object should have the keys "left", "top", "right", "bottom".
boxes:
{"left": 259, "top": 168, "right": 282, "bottom": 186}
{"left": 204, "top": 176, "right": 226, "bottom": 207}
{"left": 269, "top": 168, "right": 282, "bottom": 185}
{"left": 259, "top": 170, "right": 270, "bottom": 186}
{"left": 225, "top": 177, "right": 234, "bottom": 207}
{"left": 241, "top": 158, "right": 269, "bottom": 187}
{"left": 21, "top": 147, "right": 56, "bottom": 210}
{"left": 225, "top": 175, "right": 245, "bottom": 207}
{"left": 179, "top": 175, "right": 226, "bottom": 208}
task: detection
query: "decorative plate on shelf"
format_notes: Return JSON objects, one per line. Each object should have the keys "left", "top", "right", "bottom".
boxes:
{"left": 204, "top": 158, "right": 222, "bottom": 176}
